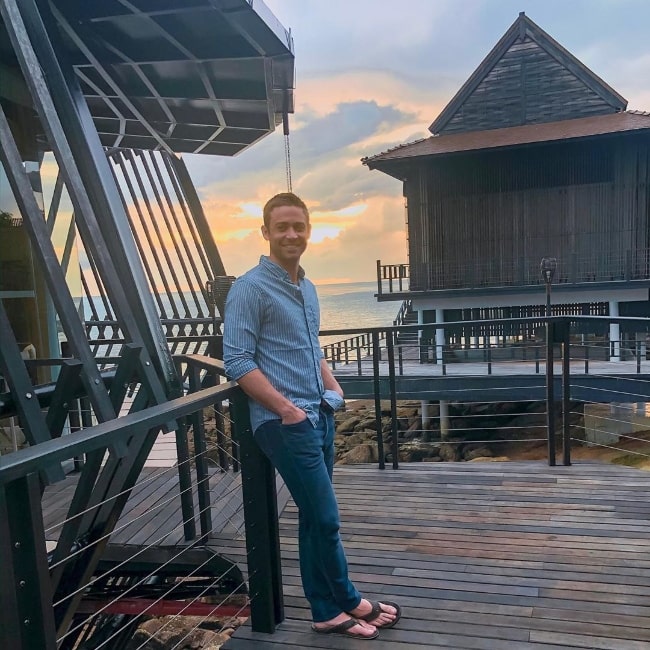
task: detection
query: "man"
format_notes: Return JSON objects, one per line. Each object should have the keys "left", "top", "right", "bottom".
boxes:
{"left": 223, "top": 192, "right": 401, "bottom": 639}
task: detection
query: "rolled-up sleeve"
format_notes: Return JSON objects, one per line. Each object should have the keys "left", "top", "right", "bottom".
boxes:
{"left": 223, "top": 279, "right": 261, "bottom": 381}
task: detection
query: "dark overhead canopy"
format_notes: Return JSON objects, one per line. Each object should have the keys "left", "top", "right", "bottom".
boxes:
{"left": 0, "top": 0, "right": 295, "bottom": 155}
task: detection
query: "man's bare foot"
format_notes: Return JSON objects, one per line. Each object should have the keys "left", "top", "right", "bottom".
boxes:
{"left": 348, "top": 599, "right": 400, "bottom": 628}
{"left": 312, "top": 613, "right": 378, "bottom": 639}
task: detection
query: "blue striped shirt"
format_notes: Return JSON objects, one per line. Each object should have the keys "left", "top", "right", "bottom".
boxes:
{"left": 223, "top": 256, "right": 342, "bottom": 432}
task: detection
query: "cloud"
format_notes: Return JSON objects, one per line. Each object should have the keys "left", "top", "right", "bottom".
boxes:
{"left": 186, "top": 0, "right": 650, "bottom": 286}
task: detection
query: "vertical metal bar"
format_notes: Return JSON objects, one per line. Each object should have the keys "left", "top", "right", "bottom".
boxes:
{"left": 232, "top": 392, "right": 283, "bottom": 632}
{"left": 376, "top": 259, "right": 382, "bottom": 297}
{"left": 150, "top": 152, "right": 209, "bottom": 315}
{"left": 189, "top": 366, "right": 212, "bottom": 539}
{"left": 166, "top": 155, "right": 226, "bottom": 277}
{"left": 0, "top": 481, "right": 22, "bottom": 646}
{"left": 68, "top": 398, "right": 84, "bottom": 472}
{"left": 122, "top": 150, "right": 193, "bottom": 316}
{"left": 356, "top": 339, "right": 362, "bottom": 375}
{"left": 173, "top": 359, "right": 197, "bottom": 541}
{"left": 398, "top": 336, "right": 404, "bottom": 376}
{"left": 387, "top": 332, "right": 398, "bottom": 470}
{"left": 140, "top": 151, "right": 206, "bottom": 314}
{"left": 562, "top": 321, "right": 572, "bottom": 466}
{"left": 372, "top": 331, "right": 385, "bottom": 470}
{"left": 44, "top": 360, "right": 83, "bottom": 438}
{"left": 107, "top": 152, "right": 169, "bottom": 316}
{"left": 584, "top": 344, "right": 589, "bottom": 374}
{"left": 2, "top": 474, "right": 57, "bottom": 650}
{"left": 546, "top": 321, "right": 556, "bottom": 466}
{"left": 637, "top": 340, "right": 641, "bottom": 374}
{"left": 214, "top": 401, "right": 229, "bottom": 471}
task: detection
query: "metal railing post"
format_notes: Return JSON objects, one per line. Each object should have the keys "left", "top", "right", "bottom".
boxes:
{"left": 231, "top": 392, "right": 284, "bottom": 631}
{"left": 376, "top": 259, "right": 382, "bottom": 297}
{"left": 387, "top": 332, "right": 398, "bottom": 469}
{"left": 189, "top": 365, "right": 212, "bottom": 539}
{"left": 546, "top": 320, "right": 556, "bottom": 466}
{"left": 562, "top": 320, "right": 572, "bottom": 466}
{"left": 0, "top": 474, "right": 57, "bottom": 650}
{"left": 372, "top": 331, "right": 385, "bottom": 470}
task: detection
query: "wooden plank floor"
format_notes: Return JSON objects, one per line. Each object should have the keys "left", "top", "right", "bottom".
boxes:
{"left": 222, "top": 461, "right": 650, "bottom": 650}
{"left": 42, "top": 466, "right": 248, "bottom": 546}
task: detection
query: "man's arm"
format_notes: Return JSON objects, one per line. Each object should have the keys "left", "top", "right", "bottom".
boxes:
{"left": 237, "top": 369, "right": 306, "bottom": 424}
{"left": 321, "top": 358, "right": 343, "bottom": 397}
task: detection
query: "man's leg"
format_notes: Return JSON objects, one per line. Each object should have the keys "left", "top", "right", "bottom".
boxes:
{"left": 254, "top": 416, "right": 361, "bottom": 622}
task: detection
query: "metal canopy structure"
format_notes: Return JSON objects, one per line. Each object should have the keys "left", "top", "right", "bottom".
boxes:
{"left": 0, "top": 0, "right": 294, "bottom": 647}
{"left": 0, "top": 0, "right": 295, "bottom": 155}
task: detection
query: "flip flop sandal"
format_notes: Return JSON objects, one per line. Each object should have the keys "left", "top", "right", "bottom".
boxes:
{"left": 311, "top": 617, "right": 379, "bottom": 639}
{"left": 355, "top": 601, "right": 402, "bottom": 629}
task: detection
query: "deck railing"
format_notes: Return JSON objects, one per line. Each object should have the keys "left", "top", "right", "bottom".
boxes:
{"left": 0, "top": 354, "right": 283, "bottom": 649}
{"left": 321, "top": 314, "right": 650, "bottom": 469}
{"left": 4, "top": 317, "right": 650, "bottom": 648}
{"left": 377, "top": 249, "right": 650, "bottom": 295}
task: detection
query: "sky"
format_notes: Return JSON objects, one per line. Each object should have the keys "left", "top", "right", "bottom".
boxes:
{"left": 183, "top": 0, "right": 650, "bottom": 284}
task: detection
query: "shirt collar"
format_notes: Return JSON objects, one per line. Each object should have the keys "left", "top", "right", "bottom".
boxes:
{"left": 259, "top": 255, "right": 305, "bottom": 282}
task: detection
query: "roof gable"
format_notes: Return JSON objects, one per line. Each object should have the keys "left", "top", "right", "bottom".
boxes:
{"left": 429, "top": 13, "right": 627, "bottom": 135}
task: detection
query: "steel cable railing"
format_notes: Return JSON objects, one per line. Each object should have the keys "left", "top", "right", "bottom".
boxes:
{"left": 0, "top": 366, "right": 284, "bottom": 649}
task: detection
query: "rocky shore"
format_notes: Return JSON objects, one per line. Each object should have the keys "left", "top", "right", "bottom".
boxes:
{"left": 333, "top": 398, "right": 584, "bottom": 465}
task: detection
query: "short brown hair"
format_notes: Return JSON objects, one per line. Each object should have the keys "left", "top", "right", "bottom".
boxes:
{"left": 263, "top": 192, "right": 309, "bottom": 228}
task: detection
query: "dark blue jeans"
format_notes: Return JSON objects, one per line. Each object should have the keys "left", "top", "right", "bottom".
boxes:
{"left": 254, "top": 408, "right": 362, "bottom": 622}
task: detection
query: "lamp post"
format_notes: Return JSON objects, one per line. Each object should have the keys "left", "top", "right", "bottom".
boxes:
{"left": 540, "top": 257, "right": 557, "bottom": 466}
{"left": 540, "top": 257, "right": 557, "bottom": 317}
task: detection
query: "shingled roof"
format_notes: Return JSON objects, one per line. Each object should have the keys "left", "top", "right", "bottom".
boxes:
{"left": 429, "top": 12, "right": 627, "bottom": 136}
{"left": 362, "top": 111, "right": 650, "bottom": 177}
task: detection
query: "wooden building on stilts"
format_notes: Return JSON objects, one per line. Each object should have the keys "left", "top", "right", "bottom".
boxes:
{"left": 363, "top": 12, "right": 650, "bottom": 362}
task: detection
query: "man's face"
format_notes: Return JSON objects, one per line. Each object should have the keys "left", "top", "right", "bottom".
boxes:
{"left": 262, "top": 205, "right": 311, "bottom": 268}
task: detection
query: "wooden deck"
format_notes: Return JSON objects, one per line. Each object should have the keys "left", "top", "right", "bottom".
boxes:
{"left": 42, "top": 465, "right": 251, "bottom": 547}
{"left": 222, "top": 461, "right": 650, "bottom": 650}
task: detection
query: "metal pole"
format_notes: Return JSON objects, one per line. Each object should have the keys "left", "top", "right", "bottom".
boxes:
{"left": 232, "top": 392, "right": 284, "bottom": 631}
{"left": 546, "top": 320, "right": 556, "bottom": 466}
{"left": 387, "top": 333, "right": 398, "bottom": 470}
{"left": 562, "top": 320, "right": 572, "bottom": 466}
{"left": 372, "top": 332, "right": 385, "bottom": 470}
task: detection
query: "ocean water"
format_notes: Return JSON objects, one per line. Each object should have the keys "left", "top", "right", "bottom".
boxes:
{"left": 80, "top": 281, "right": 398, "bottom": 347}
{"left": 316, "top": 281, "right": 398, "bottom": 346}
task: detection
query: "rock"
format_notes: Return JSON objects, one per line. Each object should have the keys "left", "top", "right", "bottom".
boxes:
{"left": 439, "top": 443, "right": 462, "bottom": 462}
{"left": 337, "top": 416, "right": 362, "bottom": 434}
{"left": 468, "top": 456, "right": 510, "bottom": 462}
{"left": 336, "top": 444, "right": 377, "bottom": 465}
{"left": 398, "top": 443, "right": 434, "bottom": 462}
{"left": 357, "top": 417, "right": 378, "bottom": 431}
{"left": 463, "top": 445, "right": 493, "bottom": 461}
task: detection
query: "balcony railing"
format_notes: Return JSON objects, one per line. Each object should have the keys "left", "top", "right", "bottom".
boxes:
{"left": 4, "top": 316, "right": 650, "bottom": 648}
{"left": 377, "top": 249, "right": 650, "bottom": 295}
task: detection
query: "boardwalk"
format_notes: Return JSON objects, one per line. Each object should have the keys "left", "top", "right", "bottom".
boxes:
{"left": 223, "top": 462, "right": 650, "bottom": 650}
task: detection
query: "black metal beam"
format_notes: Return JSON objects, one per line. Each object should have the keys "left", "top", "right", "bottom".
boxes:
{"left": 45, "top": 359, "right": 83, "bottom": 438}
{"left": 0, "top": 381, "right": 239, "bottom": 485}
{"left": 8, "top": 0, "right": 177, "bottom": 397}
{"left": 1, "top": 473, "right": 57, "bottom": 650}
{"left": 0, "top": 301, "right": 64, "bottom": 484}
{"left": 231, "top": 392, "right": 284, "bottom": 632}
{"left": 0, "top": 103, "right": 117, "bottom": 422}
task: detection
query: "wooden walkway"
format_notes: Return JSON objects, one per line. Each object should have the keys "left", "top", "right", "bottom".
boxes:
{"left": 42, "top": 466, "right": 250, "bottom": 547}
{"left": 222, "top": 461, "right": 650, "bottom": 650}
